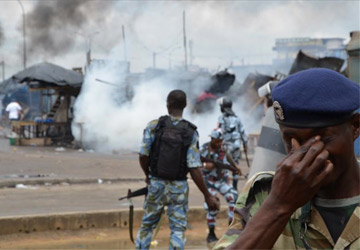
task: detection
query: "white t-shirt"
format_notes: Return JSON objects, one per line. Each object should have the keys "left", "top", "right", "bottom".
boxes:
{"left": 6, "top": 102, "right": 22, "bottom": 120}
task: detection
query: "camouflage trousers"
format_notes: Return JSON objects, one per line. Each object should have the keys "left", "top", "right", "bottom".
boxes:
{"left": 203, "top": 175, "right": 238, "bottom": 227}
{"left": 135, "top": 177, "right": 189, "bottom": 250}
{"left": 224, "top": 139, "right": 241, "bottom": 163}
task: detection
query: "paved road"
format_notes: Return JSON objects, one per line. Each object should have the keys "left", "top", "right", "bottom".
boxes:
{"left": 0, "top": 138, "right": 250, "bottom": 218}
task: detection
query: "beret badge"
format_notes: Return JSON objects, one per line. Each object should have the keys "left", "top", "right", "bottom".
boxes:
{"left": 273, "top": 101, "right": 285, "bottom": 121}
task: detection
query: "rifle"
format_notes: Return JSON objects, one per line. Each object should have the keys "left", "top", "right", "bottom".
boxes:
{"left": 240, "top": 135, "right": 250, "bottom": 168}
{"left": 118, "top": 187, "right": 148, "bottom": 201}
{"left": 119, "top": 187, "right": 147, "bottom": 244}
{"left": 201, "top": 156, "right": 237, "bottom": 171}
{"left": 201, "top": 156, "right": 240, "bottom": 190}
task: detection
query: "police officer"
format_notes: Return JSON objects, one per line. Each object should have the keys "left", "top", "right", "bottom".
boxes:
{"left": 200, "top": 128, "right": 239, "bottom": 243}
{"left": 217, "top": 97, "right": 248, "bottom": 164}
{"left": 214, "top": 68, "right": 360, "bottom": 249}
{"left": 136, "top": 89, "right": 219, "bottom": 250}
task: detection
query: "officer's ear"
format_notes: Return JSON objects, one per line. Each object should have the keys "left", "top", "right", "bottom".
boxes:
{"left": 350, "top": 113, "right": 360, "bottom": 141}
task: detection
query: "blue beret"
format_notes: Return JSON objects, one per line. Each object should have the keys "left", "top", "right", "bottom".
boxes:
{"left": 272, "top": 68, "right": 360, "bottom": 128}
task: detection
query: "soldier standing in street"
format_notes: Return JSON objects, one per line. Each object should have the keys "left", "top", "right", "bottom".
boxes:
{"left": 136, "top": 89, "right": 219, "bottom": 250}
{"left": 217, "top": 97, "right": 248, "bottom": 164}
{"left": 200, "top": 128, "right": 240, "bottom": 243}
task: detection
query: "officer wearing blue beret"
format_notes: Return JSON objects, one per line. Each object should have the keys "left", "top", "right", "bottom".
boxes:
{"left": 214, "top": 68, "right": 360, "bottom": 249}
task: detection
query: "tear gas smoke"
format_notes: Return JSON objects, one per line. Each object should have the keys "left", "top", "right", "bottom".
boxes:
{"left": 26, "top": 0, "right": 113, "bottom": 57}
{"left": 72, "top": 61, "right": 262, "bottom": 153}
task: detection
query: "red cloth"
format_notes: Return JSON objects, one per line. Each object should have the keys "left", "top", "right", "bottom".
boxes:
{"left": 197, "top": 92, "right": 216, "bottom": 102}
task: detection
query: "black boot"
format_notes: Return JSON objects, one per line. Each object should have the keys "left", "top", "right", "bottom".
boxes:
{"left": 206, "top": 226, "right": 219, "bottom": 243}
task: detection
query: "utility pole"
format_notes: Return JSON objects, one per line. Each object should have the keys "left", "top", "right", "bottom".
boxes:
{"left": 17, "top": 0, "right": 26, "bottom": 69}
{"left": 183, "top": 11, "right": 188, "bottom": 71}
{"left": 75, "top": 31, "right": 99, "bottom": 67}
{"left": 122, "top": 25, "right": 127, "bottom": 61}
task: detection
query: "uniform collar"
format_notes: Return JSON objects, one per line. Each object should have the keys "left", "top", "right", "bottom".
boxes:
{"left": 169, "top": 115, "right": 182, "bottom": 122}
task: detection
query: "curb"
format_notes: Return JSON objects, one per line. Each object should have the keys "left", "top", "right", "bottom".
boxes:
{"left": 0, "top": 207, "right": 227, "bottom": 236}
{"left": 0, "top": 177, "right": 145, "bottom": 188}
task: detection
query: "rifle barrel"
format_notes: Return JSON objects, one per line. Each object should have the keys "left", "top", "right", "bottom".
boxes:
{"left": 118, "top": 187, "right": 148, "bottom": 201}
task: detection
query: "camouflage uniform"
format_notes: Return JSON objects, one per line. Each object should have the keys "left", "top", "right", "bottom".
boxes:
{"left": 218, "top": 114, "right": 247, "bottom": 163}
{"left": 200, "top": 142, "right": 238, "bottom": 226}
{"left": 136, "top": 116, "right": 201, "bottom": 250}
{"left": 214, "top": 172, "right": 360, "bottom": 250}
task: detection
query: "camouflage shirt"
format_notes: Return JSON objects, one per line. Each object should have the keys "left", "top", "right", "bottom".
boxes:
{"left": 139, "top": 115, "right": 201, "bottom": 169}
{"left": 214, "top": 171, "right": 360, "bottom": 250}
{"left": 218, "top": 114, "right": 248, "bottom": 145}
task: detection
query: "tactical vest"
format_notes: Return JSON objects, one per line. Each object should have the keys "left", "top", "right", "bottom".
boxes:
{"left": 149, "top": 115, "right": 197, "bottom": 180}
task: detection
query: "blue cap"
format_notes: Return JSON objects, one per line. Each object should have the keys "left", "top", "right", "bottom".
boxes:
{"left": 272, "top": 68, "right": 360, "bottom": 128}
{"left": 210, "top": 128, "right": 224, "bottom": 139}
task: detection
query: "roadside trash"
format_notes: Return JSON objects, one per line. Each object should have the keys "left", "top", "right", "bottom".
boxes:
{"left": 9, "top": 138, "right": 16, "bottom": 146}
{"left": 86, "top": 149, "right": 94, "bottom": 153}
{"left": 15, "top": 184, "right": 27, "bottom": 189}
{"left": 15, "top": 184, "right": 37, "bottom": 189}
{"left": 55, "top": 147, "right": 66, "bottom": 152}
{"left": 98, "top": 179, "right": 103, "bottom": 184}
{"left": 13, "top": 147, "right": 17, "bottom": 152}
{"left": 8, "top": 132, "right": 18, "bottom": 146}
{"left": 78, "top": 149, "right": 84, "bottom": 152}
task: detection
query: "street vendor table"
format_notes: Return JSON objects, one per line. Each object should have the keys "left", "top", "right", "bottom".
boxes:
{"left": 11, "top": 121, "right": 68, "bottom": 146}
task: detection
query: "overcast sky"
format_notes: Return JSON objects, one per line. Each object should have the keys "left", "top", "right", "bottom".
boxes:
{"left": 0, "top": 0, "right": 359, "bottom": 78}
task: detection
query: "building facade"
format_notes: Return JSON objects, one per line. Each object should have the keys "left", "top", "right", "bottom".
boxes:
{"left": 273, "top": 37, "right": 347, "bottom": 73}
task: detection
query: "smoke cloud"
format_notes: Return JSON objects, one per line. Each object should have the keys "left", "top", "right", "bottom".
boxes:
{"left": 72, "top": 60, "right": 261, "bottom": 153}
{"left": 26, "top": 0, "right": 114, "bottom": 57}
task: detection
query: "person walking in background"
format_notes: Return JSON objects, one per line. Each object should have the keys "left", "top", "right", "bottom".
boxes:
{"left": 217, "top": 97, "right": 248, "bottom": 164}
{"left": 5, "top": 100, "right": 22, "bottom": 121}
